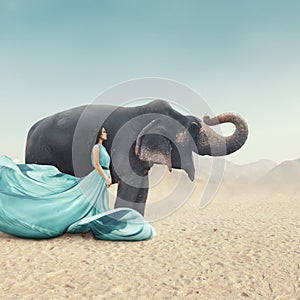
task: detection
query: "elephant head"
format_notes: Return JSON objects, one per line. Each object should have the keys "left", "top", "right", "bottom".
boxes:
{"left": 134, "top": 111, "right": 248, "bottom": 181}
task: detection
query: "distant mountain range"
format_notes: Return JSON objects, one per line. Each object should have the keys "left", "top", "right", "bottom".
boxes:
{"left": 258, "top": 158, "right": 300, "bottom": 187}
{"left": 224, "top": 159, "right": 277, "bottom": 183}
{"left": 194, "top": 156, "right": 300, "bottom": 188}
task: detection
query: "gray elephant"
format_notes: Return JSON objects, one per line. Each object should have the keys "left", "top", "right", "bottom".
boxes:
{"left": 25, "top": 99, "right": 248, "bottom": 215}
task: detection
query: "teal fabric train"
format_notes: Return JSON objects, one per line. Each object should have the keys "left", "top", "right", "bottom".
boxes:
{"left": 0, "top": 144, "right": 156, "bottom": 241}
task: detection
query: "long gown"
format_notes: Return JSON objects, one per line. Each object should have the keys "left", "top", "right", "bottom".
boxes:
{"left": 0, "top": 144, "right": 156, "bottom": 241}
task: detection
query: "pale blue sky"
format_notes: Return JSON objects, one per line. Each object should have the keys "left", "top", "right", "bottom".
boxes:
{"left": 0, "top": 0, "right": 299, "bottom": 165}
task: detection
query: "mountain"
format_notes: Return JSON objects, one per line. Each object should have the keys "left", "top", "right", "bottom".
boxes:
{"left": 224, "top": 159, "right": 277, "bottom": 183}
{"left": 193, "top": 156, "right": 277, "bottom": 183}
{"left": 258, "top": 158, "right": 300, "bottom": 187}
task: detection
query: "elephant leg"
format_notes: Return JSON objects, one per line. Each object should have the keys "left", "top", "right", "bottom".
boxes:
{"left": 114, "top": 175, "right": 149, "bottom": 216}
{"left": 136, "top": 176, "right": 149, "bottom": 215}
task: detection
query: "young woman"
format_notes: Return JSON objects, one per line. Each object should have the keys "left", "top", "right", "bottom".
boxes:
{"left": 0, "top": 127, "right": 156, "bottom": 241}
{"left": 92, "top": 126, "right": 112, "bottom": 188}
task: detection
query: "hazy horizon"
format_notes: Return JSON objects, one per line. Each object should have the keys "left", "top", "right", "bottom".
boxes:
{"left": 1, "top": 1, "right": 299, "bottom": 165}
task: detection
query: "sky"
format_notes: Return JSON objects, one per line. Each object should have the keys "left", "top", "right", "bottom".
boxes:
{"left": 0, "top": 0, "right": 299, "bottom": 165}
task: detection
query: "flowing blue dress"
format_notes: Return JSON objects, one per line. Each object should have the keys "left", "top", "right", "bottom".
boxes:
{"left": 0, "top": 144, "right": 156, "bottom": 241}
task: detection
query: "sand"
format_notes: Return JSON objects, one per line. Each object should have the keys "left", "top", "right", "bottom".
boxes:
{"left": 0, "top": 166, "right": 299, "bottom": 299}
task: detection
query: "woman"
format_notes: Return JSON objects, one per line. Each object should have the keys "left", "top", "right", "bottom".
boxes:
{"left": 0, "top": 127, "right": 156, "bottom": 241}
{"left": 92, "top": 126, "right": 112, "bottom": 188}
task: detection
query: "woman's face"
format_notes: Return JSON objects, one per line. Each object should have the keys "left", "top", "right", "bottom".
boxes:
{"left": 101, "top": 127, "right": 107, "bottom": 140}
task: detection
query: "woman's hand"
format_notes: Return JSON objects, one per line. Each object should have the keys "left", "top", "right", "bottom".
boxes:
{"left": 105, "top": 176, "right": 112, "bottom": 187}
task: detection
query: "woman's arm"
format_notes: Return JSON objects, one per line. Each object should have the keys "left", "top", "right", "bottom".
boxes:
{"left": 93, "top": 145, "right": 109, "bottom": 180}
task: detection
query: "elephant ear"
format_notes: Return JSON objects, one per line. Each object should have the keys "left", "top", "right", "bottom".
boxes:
{"left": 135, "top": 119, "right": 173, "bottom": 172}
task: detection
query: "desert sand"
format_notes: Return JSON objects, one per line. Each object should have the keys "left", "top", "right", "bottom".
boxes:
{"left": 0, "top": 164, "right": 299, "bottom": 299}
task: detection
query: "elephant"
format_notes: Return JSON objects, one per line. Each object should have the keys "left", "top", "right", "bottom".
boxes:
{"left": 25, "top": 99, "right": 248, "bottom": 215}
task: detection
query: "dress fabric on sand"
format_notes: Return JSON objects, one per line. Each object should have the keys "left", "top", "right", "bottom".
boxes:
{"left": 0, "top": 144, "right": 156, "bottom": 241}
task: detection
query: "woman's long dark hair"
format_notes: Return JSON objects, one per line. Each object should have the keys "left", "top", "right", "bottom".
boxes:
{"left": 94, "top": 126, "right": 105, "bottom": 145}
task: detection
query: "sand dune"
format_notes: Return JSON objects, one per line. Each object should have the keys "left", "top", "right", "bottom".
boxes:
{"left": 0, "top": 162, "right": 300, "bottom": 299}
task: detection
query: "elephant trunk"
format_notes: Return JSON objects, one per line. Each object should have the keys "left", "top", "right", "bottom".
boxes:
{"left": 198, "top": 113, "right": 248, "bottom": 156}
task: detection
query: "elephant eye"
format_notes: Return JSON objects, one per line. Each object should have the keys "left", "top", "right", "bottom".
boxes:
{"left": 189, "top": 123, "right": 199, "bottom": 131}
